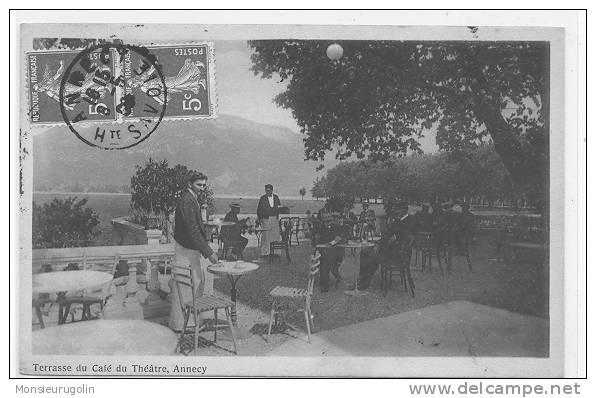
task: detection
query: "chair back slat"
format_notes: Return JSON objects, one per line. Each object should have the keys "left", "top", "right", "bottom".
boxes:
{"left": 307, "top": 254, "right": 321, "bottom": 295}
{"left": 278, "top": 218, "right": 292, "bottom": 243}
{"left": 171, "top": 263, "right": 197, "bottom": 313}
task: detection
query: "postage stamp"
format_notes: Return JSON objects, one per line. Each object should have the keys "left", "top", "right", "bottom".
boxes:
{"left": 57, "top": 43, "right": 167, "bottom": 149}
{"left": 124, "top": 43, "right": 216, "bottom": 120}
{"left": 27, "top": 49, "right": 119, "bottom": 125}
{"left": 27, "top": 42, "right": 216, "bottom": 135}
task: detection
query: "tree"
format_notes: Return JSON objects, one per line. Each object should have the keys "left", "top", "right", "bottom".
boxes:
{"left": 32, "top": 197, "right": 100, "bottom": 248}
{"left": 299, "top": 187, "right": 307, "bottom": 200}
{"left": 315, "top": 145, "right": 525, "bottom": 208}
{"left": 249, "top": 40, "right": 549, "bottom": 209}
{"left": 129, "top": 159, "right": 215, "bottom": 228}
{"left": 311, "top": 176, "right": 327, "bottom": 200}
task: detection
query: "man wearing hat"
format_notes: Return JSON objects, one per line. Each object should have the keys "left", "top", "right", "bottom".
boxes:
{"left": 256, "top": 184, "right": 282, "bottom": 257}
{"left": 169, "top": 171, "right": 219, "bottom": 331}
{"left": 222, "top": 203, "right": 249, "bottom": 259}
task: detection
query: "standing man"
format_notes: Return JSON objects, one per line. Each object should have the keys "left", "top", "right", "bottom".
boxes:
{"left": 256, "top": 184, "right": 281, "bottom": 257}
{"left": 169, "top": 172, "right": 219, "bottom": 331}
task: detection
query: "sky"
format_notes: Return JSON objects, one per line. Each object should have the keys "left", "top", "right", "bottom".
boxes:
{"left": 32, "top": 40, "right": 439, "bottom": 153}
{"left": 214, "top": 41, "right": 438, "bottom": 153}
{"left": 215, "top": 41, "right": 299, "bottom": 131}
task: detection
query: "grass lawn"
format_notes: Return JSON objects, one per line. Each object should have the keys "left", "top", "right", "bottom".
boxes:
{"left": 213, "top": 233, "right": 548, "bottom": 336}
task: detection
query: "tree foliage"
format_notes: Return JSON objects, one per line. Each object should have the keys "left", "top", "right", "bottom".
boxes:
{"left": 32, "top": 197, "right": 100, "bottom": 248}
{"left": 130, "top": 158, "right": 215, "bottom": 223}
{"left": 299, "top": 187, "right": 307, "bottom": 199}
{"left": 249, "top": 40, "right": 549, "bottom": 207}
{"left": 314, "top": 145, "right": 526, "bottom": 207}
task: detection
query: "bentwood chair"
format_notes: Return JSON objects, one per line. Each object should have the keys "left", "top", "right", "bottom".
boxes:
{"left": 267, "top": 253, "right": 321, "bottom": 343}
{"left": 413, "top": 231, "right": 445, "bottom": 276}
{"left": 172, "top": 263, "right": 237, "bottom": 355}
{"left": 269, "top": 218, "right": 292, "bottom": 264}
{"left": 380, "top": 241, "right": 416, "bottom": 297}
{"left": 446, "top": 230, "right": 474, "bottom": 273}
{"left": 290, "top": 217, "right": 303, "bottom": 246}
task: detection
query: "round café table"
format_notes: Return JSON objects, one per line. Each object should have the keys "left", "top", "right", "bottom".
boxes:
{"left": 205, "top": 221, "right": 237, "bottom": 238}
{"left": 32, "top": 319, "right": 178, "bottom": 356}
{"left": 206, "top": 221, "right": 237, "bottom": 227}
{"left": 337, "top": 241, "right": 377, "bottom": 297}
{"left": 207, "top": 261, "right": 259, "bottom": 339}
{"left": 33, "top": 270, "right": 114, "bottom": 325}
{"left": 33, "top": 270, "right": 113, "bottom": 295}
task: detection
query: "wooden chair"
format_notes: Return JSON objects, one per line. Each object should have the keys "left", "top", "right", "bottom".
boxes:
{"left": 413, "top": 231, "right": 444, "bottom": 276}
{"left": 32, "top": 297, "right": 52, "bottom": 329}
{"left": 219, "top": 225, "right": 239, "bottom": 260}
{"left": 57, "top": 254, "right": 120, "bottom": 324}
{"left": 380, "top": 242, "right": 415, "bottom": 297}
{"left": 267, "top": 253, "right": 321, "bottom": 343}
{"left": 269, "top": 218, "right": 292, "bottom": 264}
{"left": 446, "top": 232, "right": 474, "bottom": 273}
{"left": 290, "top": 217, "right": 303, "bottom": 246}
{"left": 279, "top": 217, "right": 293, "bottom": 247}
{"left": 171, "top": 263, "right": 237, "bottom": 355}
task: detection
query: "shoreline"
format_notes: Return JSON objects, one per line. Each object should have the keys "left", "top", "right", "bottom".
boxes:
{"left": 32, "top": 191, "right": 324, "bottom": 201}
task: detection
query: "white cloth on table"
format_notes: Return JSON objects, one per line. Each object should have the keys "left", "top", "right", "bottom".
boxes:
{"left": 259, "top": 217, "right": 281, "bottom": 256}
{"left": 168, "top": 242, "right": 213, "bottom": 331}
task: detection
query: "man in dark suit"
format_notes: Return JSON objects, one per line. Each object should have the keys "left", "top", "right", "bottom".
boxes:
{"left": 256, "top": 184, "right": 282, "bottom": 256}
{"left": 222, "top": 203, "right": 249, "bottom": 260}
{"left": 169, "top": 171, "right": 218, "bottom": 331}
{"left": 313, "top": 210, "right": 346, "bottom": 292}
{"left": 359, "top": 201, "right": 417, "bottom": 289}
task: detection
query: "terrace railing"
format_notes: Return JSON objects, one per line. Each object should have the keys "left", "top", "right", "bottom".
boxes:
{"left": 32, "top": 243, "right": 175, "bottom": 319}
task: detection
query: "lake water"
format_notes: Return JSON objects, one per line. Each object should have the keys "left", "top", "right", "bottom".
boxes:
{"left": 32, "top": 192, "right": 328, "bottom": 231}
{"left": 32, "top": 192, "right": 536, "bottom": 246}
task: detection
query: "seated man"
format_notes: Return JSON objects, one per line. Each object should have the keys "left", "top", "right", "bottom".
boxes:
{"left": 451, "top": 203, "right": 475, "bottom": 252}
{"left": 414, "top": 202, "right": 433, "bottom": 232}
{"left": 221, "top": 203, "right": 249, "bottom": 260}
{"left": 313, "top": 210, "right": 346, "bottom": 292}
{"left": 359, "top": 200, "right": 417, "bottom": 289}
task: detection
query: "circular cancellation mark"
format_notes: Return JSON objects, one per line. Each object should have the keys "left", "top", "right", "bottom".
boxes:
{"left": 59, "top": 42, "right": 167, "bottom": 150}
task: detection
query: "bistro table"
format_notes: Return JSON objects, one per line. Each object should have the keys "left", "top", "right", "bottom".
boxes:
{"left": 206, "top": 221, "right": 237, "bottom": 227}
{"left": 32, "top": 319, "right": 178, "bottom": 356}
{"left": 207, "top": 260, "right": 259, "bottom": 339}
{"left": 337, "top": 240, "right": 378, "bottom": 297}
{"left": 33, "top": 270, "right": 113, "bottom": 295}
{"left": 33, "top": 270, "right": 114, "bottom": 325}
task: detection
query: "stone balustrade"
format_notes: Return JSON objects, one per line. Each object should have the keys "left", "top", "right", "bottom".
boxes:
{"left": 32, "top": 243, "right": 175, "bottom": 320}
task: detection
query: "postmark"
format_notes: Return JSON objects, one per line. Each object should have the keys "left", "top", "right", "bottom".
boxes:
{"left": 126, "top": 43, "right": 216, "bottom": 120}
{"left": 58, "top": 43, "right": 167, "bottom": 149}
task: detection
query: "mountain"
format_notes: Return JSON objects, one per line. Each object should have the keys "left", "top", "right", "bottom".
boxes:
{"left": 32, "top": 114, "right": 335, "bottom": 197}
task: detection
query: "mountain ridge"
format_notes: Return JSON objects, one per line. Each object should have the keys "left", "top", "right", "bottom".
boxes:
{"left": 32, "top": 114, "right": 331, "bottom": 197}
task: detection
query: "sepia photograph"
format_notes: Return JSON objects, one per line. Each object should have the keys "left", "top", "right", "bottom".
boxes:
{"left": 13, "top": 11, "right": 582, "bottom": 378}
